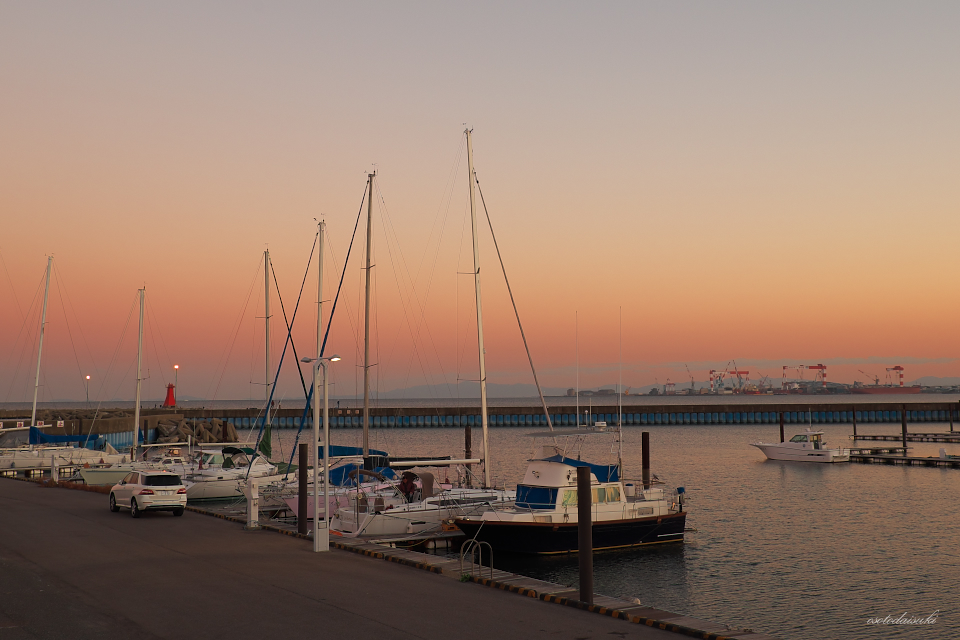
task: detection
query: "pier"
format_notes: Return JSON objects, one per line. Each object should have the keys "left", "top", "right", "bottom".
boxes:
{"left": 1, "top": 477, "right": 778, "bottom": 640}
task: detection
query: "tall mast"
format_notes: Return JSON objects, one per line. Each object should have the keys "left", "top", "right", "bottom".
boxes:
{"left": 575, "top": 311, "right": 579, "bottom": 427}
{"left": 133, "top": 287, "right": 144, "bottom": 455}
{"left": 466, "top": 129, "right": 490, "bottom": 488}
{"left": 618, "top": 306, "right": 623, "bottom": 473}
{"left": 362, "top": 172, "right": 375, "bottom": 461}
{"left": 30, "top": 256, "right": 53, "bottom": 428}
{"left": 264, "top": 249, "right": 271, "bottom": 432}
{"left": 317, "top": 221, "right": 325, "bottom": 361}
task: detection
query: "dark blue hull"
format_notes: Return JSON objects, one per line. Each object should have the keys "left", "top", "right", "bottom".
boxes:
{"left": 455, "top": 512, "right": 686, "bottom": 555}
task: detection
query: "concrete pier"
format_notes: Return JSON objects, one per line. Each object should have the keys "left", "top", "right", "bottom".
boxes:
{"left": 0, "top": 479, "right": 759, "bottom": 640}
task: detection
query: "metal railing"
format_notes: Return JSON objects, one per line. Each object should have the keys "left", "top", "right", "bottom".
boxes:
{"left": 460, "top": 539, "right": 493, "bottom": 580}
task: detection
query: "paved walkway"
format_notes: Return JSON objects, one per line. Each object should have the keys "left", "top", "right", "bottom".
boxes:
{"left": 0, "top": 479, "right": 683, "bottom": 640}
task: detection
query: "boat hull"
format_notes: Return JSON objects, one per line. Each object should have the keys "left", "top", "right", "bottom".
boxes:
{"left": 851, "top": 386, "right": 921, "bottom": 394}
{"left": 751, "top": 443, "right": 849, "bottom": 462}
{"left": 454, "top": 512, "right": 686, "bottom": 555}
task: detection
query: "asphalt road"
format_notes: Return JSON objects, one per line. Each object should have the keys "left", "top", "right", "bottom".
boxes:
{"left": 0, "top": 479, "right": 680, "bottom": 640}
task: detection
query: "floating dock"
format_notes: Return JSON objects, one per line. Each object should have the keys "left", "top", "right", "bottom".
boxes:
{"left": 849, "top": 453, "right": 960, "bottom": 468}
{"left": 852, "top": 432, "right": 960, "bottom": 443}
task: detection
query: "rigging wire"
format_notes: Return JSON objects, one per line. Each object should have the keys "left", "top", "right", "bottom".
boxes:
{"left": 52, "top": 266, "right": 87, "bottom": 398}
{"left": 3, "top": 272, "right": 45, "bottom": 402}
{"left": 283, "top": 185, "right": 369, "bottom": 479}
{"left": 475, "top": 177, "right": 554, "bottom": 430}
{"left": 54, "top": 263, "right": 103, "bottom": 391}
{"left": 207, "top": 257, "right": 263, "bottom": 401}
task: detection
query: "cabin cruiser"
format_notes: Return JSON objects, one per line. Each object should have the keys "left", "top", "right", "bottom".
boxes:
{"left": 751, "top": 429, "right": 849, "bottom": 463}
{"left": 454, "top": 430, "right": 687, "bottom": 555}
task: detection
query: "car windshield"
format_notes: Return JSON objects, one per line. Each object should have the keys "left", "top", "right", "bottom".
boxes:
{"left": 144, "top": 475, "right": 182, "bottom": 486}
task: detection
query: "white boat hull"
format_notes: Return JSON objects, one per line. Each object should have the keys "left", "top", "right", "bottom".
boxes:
{"left": 751, "top": 443, "right": 849, "bottom": 463}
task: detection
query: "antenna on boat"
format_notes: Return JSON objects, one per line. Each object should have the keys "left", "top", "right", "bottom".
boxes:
{"left": 576, "top": 310, "right": 579, "bottom": 427}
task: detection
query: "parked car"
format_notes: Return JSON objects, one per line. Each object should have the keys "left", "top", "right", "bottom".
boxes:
{"left": 109, "top": 470, "right": 187, "bottom": 517}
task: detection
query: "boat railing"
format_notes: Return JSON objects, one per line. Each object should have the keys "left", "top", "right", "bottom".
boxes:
{"left": 460, "top": 539, "right": 493, "bottom": 580}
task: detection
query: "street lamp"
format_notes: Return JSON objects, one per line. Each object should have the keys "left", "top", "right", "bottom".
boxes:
{"left": 174, "top": 365, "right": 179, "bottom": 406}
{"left": 301, "top": 354, "right": 341, "bottom": 552}
{"left": 85, "top": 375, "right": 90, "bottom": 406}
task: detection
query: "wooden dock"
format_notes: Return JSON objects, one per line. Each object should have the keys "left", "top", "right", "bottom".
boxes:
{"left": 850, "top": 453, "right": 960, "bottom": 468}
{"left": 852, "top": 432, "right": 960, "bottom": 442}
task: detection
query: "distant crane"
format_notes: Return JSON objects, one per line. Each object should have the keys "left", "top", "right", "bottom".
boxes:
{"left": 859, "top": 369, "right": 880, "bottom": 386}
{"left": 886, "top": 365, "right": 906, "bottom": 387}
{"left": 684, "top": 364, "right": 695, "bottom": 392}
{"left": 665, "top": 378, "right": 675, "bottom": 394}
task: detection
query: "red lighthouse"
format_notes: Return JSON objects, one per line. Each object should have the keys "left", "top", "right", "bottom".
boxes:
{"left": 162, "top": 383, "right": 176, "bottom": 408}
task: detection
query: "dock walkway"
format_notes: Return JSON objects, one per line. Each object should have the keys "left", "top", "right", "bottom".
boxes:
{"left": 1, "top": 478, "right": 777, "bottom": 640}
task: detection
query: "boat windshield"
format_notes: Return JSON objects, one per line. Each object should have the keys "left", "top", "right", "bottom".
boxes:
{"left": 789, "top": 435, "right": 808, "bottom": 443}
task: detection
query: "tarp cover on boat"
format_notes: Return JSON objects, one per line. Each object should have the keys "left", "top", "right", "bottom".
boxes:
{"left": 28, "top": 427, "right": 102, "bottom": 449}
{"left": 327, "top": 463, "right": 396, "bottom": 486}
{"left": 541, "top": 455, "right": 620, "bottom": 482}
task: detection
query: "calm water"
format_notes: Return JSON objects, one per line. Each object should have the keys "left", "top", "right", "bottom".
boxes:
{"left": 275, "top": 423, "right": 958, "bottom": 640}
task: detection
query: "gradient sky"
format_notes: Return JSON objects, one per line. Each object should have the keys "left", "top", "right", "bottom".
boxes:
{"left": 3, "top": 2, "right": 960, "bottom": 403}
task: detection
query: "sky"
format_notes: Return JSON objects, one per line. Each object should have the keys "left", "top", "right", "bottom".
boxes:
{"left": 2, "top": 2, "right": 960, "bottom": 404}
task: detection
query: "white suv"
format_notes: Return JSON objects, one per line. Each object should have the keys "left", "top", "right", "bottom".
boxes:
{"left": 109, "top": 470, "right": 187, "bottom": 517}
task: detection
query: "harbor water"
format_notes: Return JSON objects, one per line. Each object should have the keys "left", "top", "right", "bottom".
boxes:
{"left": 275, "top": 422, "right": 958, "bottom": 640}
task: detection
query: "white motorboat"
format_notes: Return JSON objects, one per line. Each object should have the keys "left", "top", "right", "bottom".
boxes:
{"left": 751, "top": 429, "right": 849, "bottom": 463}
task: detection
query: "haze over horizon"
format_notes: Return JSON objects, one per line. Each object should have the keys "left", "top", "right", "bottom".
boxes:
{"left": 4, "top": 2, "right": 960, "bottom": 404}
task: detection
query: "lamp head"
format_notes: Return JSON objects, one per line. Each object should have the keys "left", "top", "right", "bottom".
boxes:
{"left": 330, "top": 355, "right": 341, "bottom": 362}
{"left": 85, "top": 375, "right": 90, "bottom": 380}
{"left": 174, "top": 365, "right": 179, "bottom": 370}
{"left": 301, "top": 357, "right": 313, "bottom": 363}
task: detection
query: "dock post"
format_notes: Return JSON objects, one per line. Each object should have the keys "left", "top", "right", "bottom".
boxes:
{"left": 50, "top": 455, "right": 58, "bottom": 484}
{"left": 641, "top": 431, "right": 651, "bottom": 489}
{"left": 779, "top": 412, "right": 784, "bottom": 443}
{"left": 577, "top": 466, "right": 593, "bottom": 605}
{"left": 952, "top": 402, "right": 957, "bottom": 432}
{"left": 852, "top": 408, "right": 857, "bottom": 438}
{"left": 298, "top": 443, "right": 308, "bottom": 534}
{"left": 901, "top": 405, "right": 908, "bottom": 451}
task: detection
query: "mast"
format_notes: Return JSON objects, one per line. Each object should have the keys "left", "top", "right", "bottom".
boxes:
{"left": 317, "top": 221, "right": 325, "bottom": 362}
{"left": 466, "top": 129, "right": 490, "bottom": 488}
{"left": 264, "top": 249, "right": 271, "bottom": 434}
{"left": 575, "top": 311, "right": 579, "bottom": 427}
{"left": 133, "top": 287, "right": 144, "bottom": 455}
{"left": 363, "top": 172, "right": 375, "bottom": 461}
{"left": 618, "top": 306, "right": 623, "bottom": 473}
{"left": 30, "top": 256, "right": 53, "bottom": 428}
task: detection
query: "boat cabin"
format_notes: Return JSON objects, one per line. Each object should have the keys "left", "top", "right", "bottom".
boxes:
{"left": 788, "top": 431, "right": 825, "bottom": 450}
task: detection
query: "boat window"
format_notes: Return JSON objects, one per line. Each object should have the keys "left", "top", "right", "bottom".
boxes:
{"left": 561, "top": 490, "right": 577, "bottom": 507}
{"left": 516, "top": 485, "right": 559, "bottom": 510}
{"left": 144, "top": 474, "right": 182, "bottom": 487}
{"left": 789, "top": 435, "right": 808, "bottom": 443}
{"left": 606, "top": 486, "right": 621, "bottom": 502}
{"left": 202, "top": 453, "right": 224, "bottom": 465}
{"left": 592, "top": 487, "right": 607, "bottom": 503}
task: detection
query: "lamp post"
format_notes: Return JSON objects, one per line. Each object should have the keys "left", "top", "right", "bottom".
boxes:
{"left": 84, "top": 375, "right": 90, "bottom": 406}
{"left": 302, "top": 354, "right": 340, "bottom": 552}
{"left": 174, "top": 365, "right": 179, "bottom": 407}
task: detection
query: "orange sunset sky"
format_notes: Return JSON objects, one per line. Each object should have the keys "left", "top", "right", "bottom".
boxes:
{"left": 3, "top": 3, "right": 960, "bottom": 403}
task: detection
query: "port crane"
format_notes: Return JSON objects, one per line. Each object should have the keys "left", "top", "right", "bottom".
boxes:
{"left": 684, "top": 365, "right": 695, "bottom": 393}
{"left": 859, "top": 370, "right": 880, "bottom": 386}
{"left": 710, "top": 366, "right": 749, "bottom": 393}
{"left": 886, "top": 365, "right": 906, "bottom": 387}
{"left": 781, "top": 364, "right": 827, "bottom": 389}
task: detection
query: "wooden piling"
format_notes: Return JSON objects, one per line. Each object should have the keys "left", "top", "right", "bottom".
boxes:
{"left": 852, "top": 408, "right": 857, "bottom": 438}
{"left": 641, "top": 431, "right": 651, "bottom": 489}
{"left": 779, "top": 412, "right": 784, "bottom": 443}
{"left": 298, "top": 443, "right": 308, "bottom": 535}
{"left": 901, "top": 405, "right": 908, "bottom": 452}
{"left": 576, "top": 466, "right": 593, "bottom": 605}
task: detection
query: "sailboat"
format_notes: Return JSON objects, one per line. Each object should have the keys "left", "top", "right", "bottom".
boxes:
{"left": 331, "top": 137, "right": 518, "bottom": 538}
{"left": 1, "top": 258, "right": 125, "bottom": 471}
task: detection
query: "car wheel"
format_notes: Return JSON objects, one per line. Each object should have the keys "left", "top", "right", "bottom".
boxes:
{"left": 173, "top": 507, "right": 184, "bottom": 517}
{"left": 109, "top": 493, "right": 120, "bottom": 512}
{"left": 130, "top": 498, "right": 141, "bottom": 518}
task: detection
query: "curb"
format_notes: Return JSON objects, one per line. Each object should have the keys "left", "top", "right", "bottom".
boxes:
{"left": 469, "top": 576, "right": 740, "bottom": 640}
